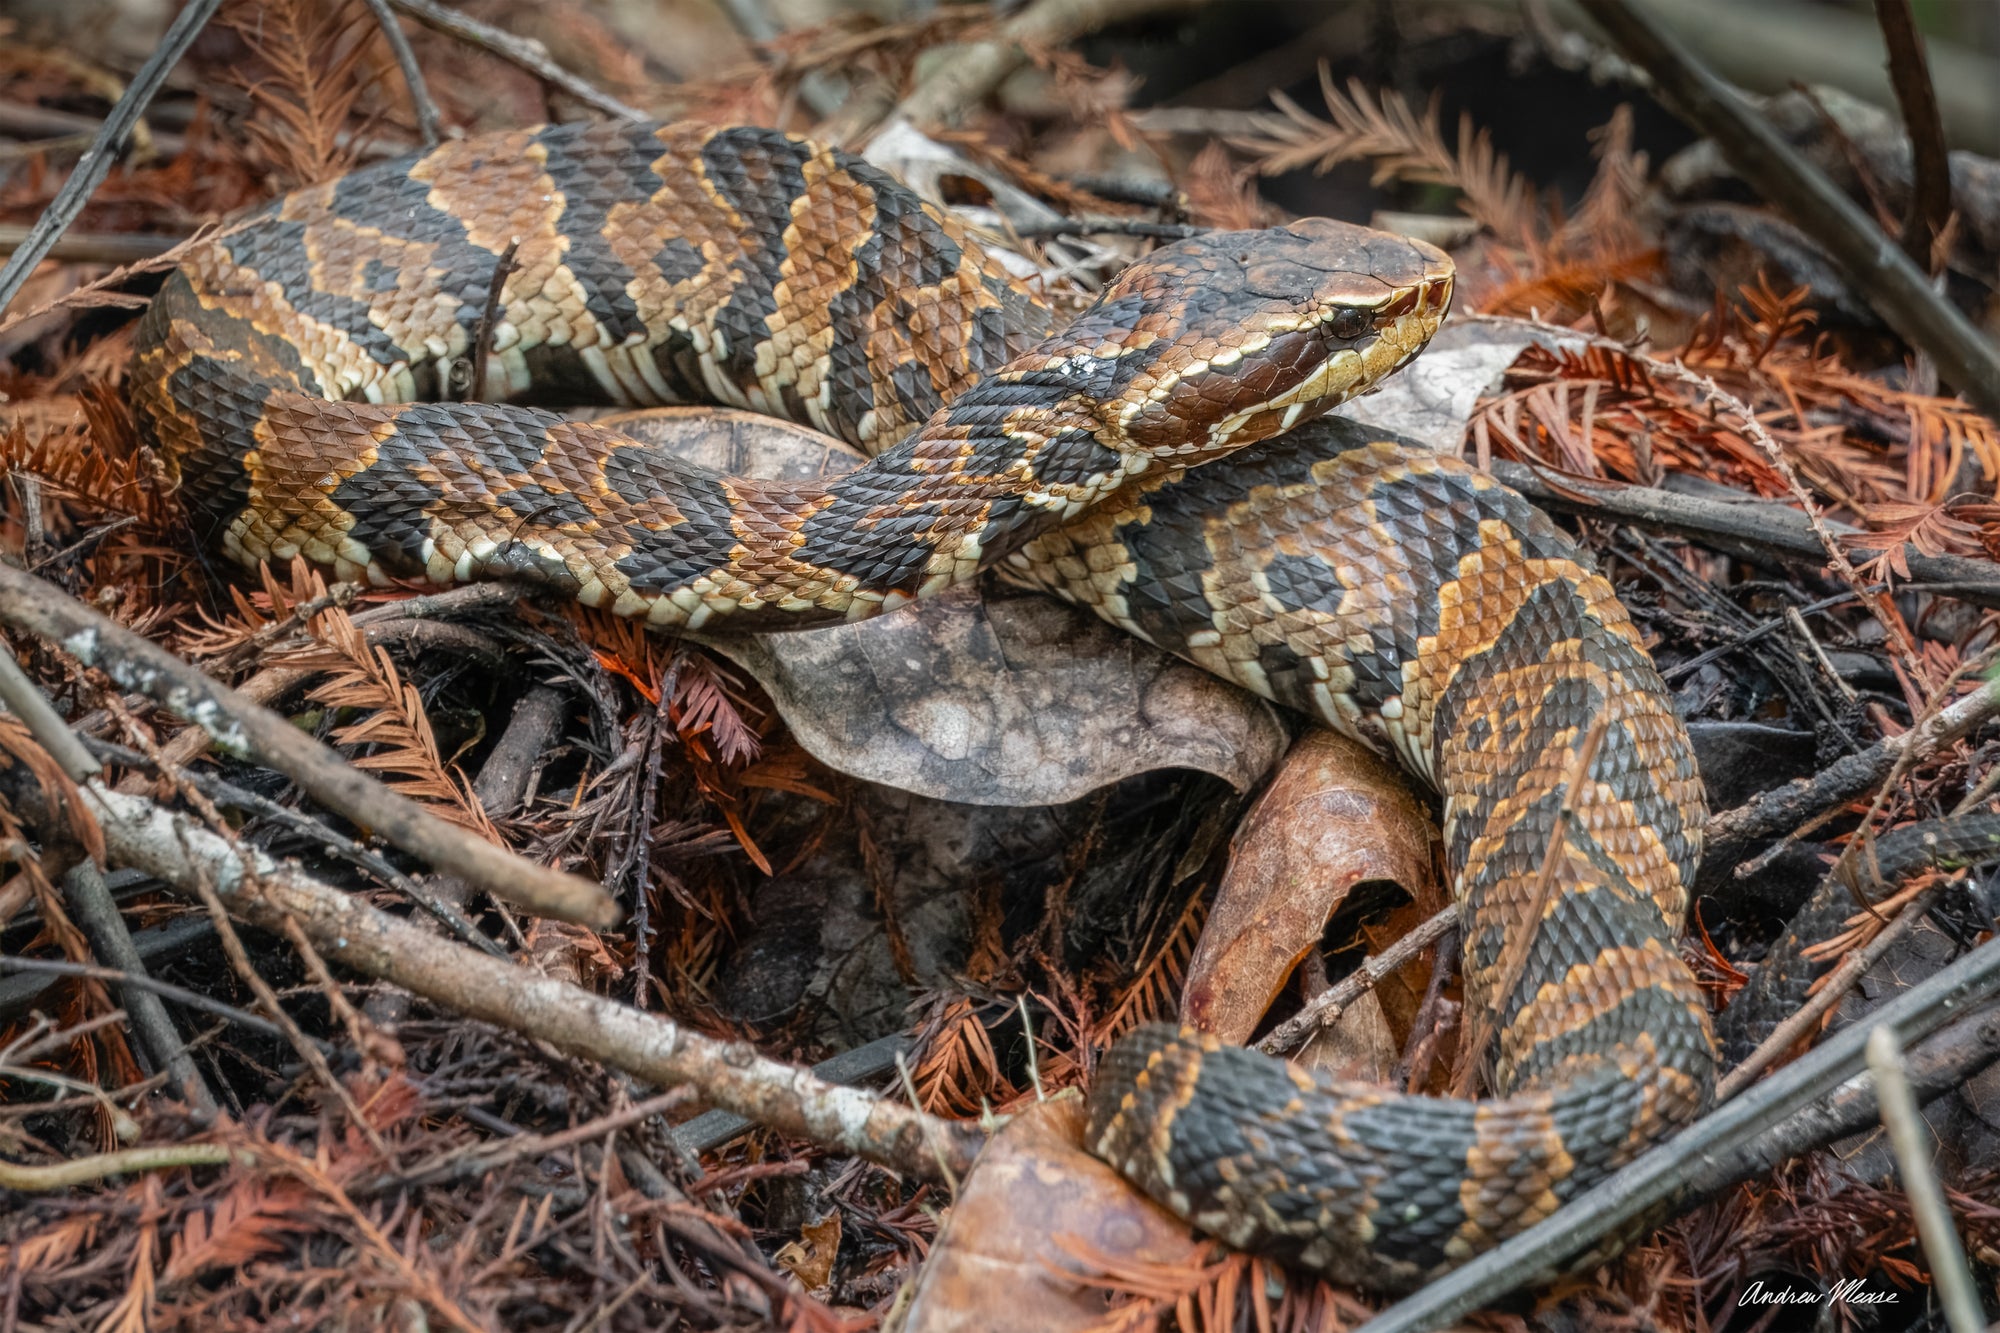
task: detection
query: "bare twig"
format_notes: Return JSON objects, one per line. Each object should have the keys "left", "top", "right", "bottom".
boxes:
{"left": 890, "top": 0, "right": 1207, "bottom": 130}
{"left": 1872, "top": 0, "right": 1951, "bottom": 266}
{"left": 384, "top": 0, "right": 646, "bottom": 121}
{"left": 1665, "top": 364, "right": 1927, "bottom": 686}
{"left": 1483, "top": 462, "right": 2000, "bottom": 610}
{"left": 1866, "top": 1026, "right": 1985, "bottom": 1333}
{"left": 28, "top": 778, "right": 982, "bottom": 1183}
{"left": 0, "top": 1143, "right": 243, "bottom": 1191}
{"left": 184, "top": 843, "right": 391, "bottom": 1157}
{"left": 90, "top": 735, "right": 513, "bottom": 956}
{"left": 459, "top": 240, "right": 518, "bottom": 403}
{"left": 0, "top": 101, "right": 184, "bottom": 156}
{"left": 1256, "top": 906, "right": 1455, "bottom": 1056}
{"left": 0, "top": 563, "right": 617, "bottom": 927}
{"left": 0, "top": 0, "right": 225, "bottom": 317}
{"left": 1713, "top": 1002, "right": 2000, "bottom": 1184}
{"left": 61, "top": 861, "right": 215, "bottom": 1112}
{"left": 357, "top": 0, "right": 443, "bottom": 149}
{"left": 1017, "top": 218, "right": 1206, "bottom": 241}
{"left": 367, "top": 1087, "right": 694, "bottom": 1192}
{"left": 0, "top": 650, "right": 213, "bottom": 1107}
{"left": 1572, "top": 0, "right": 2000, "bottom": 422}
{"left": 0, "top": 224, "right": 186, "bottom": 264}
{"left": 1701, "top": 673, "right": 2000, "bottom": 868}
{"left": 0, "top": 648, "right": 97, "bottom": 780}
{"left": 1715, "top": 884, "right": 1939, "bottom": 1098}
{"left": 142, "top": 580, "right": 532, "bottom": 780}
{"left": 0, "top": 954, "right": 296, "bottom": 1044}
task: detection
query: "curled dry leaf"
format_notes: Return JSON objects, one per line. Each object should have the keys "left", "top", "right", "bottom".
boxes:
{"left": 1179, "top": 731, "right": 1442, "bottom": 1060}
{"left": 613, "top": 410, "right": 1287, "bottom": 807}
{"left": 898, "top": 1097, "right": 1200, "bottom": 1333}
{"left": 774, "top": 1211, "right": 841, "bottom": 1293}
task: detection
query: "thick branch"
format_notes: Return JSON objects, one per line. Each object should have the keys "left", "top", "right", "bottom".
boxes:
{"left": 1872, "top": 0, "right": 1952, "bottom": 264}
{"left": 0, "top": 564, "right": 617, "bottom": 927}
{"left": 1572, "top": 0, "right": 2000, "bottom": 422}
{"left": 1486, "top": 464, "right": 2000, "bottom": 610}
{"left": 0, "top": 0, "right": 224, "bottom": 316}
{"left": 54, "top": 781, "right": 979, "bottom": 1183}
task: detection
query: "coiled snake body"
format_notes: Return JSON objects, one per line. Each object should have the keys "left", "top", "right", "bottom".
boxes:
{"left": 131, "top": 120, "right": 1714, "bottom": 1292}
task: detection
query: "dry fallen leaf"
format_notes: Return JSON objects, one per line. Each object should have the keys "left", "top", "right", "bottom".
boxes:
{"left": 899, "top": 1097, "right": 1200, "bottom": 1333}
{"left": 1179, "top": 730, "right": 1443, "bottom": 1062}
{"left": 774, "top": 1210, "right": 842, "bottom": 1292}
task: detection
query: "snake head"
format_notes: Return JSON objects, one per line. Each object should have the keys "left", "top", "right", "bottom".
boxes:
{"left": 1082, "top": 217, "right": 1455, "bottom": 463}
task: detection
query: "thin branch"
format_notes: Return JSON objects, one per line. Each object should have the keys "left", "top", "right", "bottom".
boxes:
{"left": 1872, "top": 0, "right": 1952, "bottom": 266}
{"left": 384, "top": 0, "right": 647, "bottom": 121}
{"left": 0, "top": 1143, "right": 243, "bottom": 1191}
{"left": 22, "top": 776, "right": 983, "bottom": 1184}
{"left": 0, "top": 224, "right": 186, "bottom": 264}
{"left": 1256, "top": 906, "right": 1455, "bottom": 1056}
{"left": 1017, "top": 218, "right": 1207, "bottom": 241}
{"left": 0, "top": 649, "right": 97, "bottom": 780}
{"left": 1701, "top": 672, "right": 2000, "bottom": 871}
{"left": 0, "top": 650, "right": 213, "bottom": 1106}
{"left": 1715, "top": 883, "right": 1939, "bottom": 1098}
{"left": 83, "top": 736, "right": 505, "bottom": 957}
{"left": 367, "top": 1088, "right": 694, "bottom": 1192}
{"left": 1709, "top": 1002, "right": 2000, "bottom": 1185}
{"left": 1867, "top": 1025, "right": 1986, "bottom": 1333}
{"left": 1484, "top": 461, "right": 2000, "bottom": 608}
{"left": 0, "top": 563, "right": 617, "bottom": 927}
{"left": 357, "top": 0, "right": 442, "bottom": 149}
{"left": 1665, "top": 364, "right": 1927, "bottom": 686}
{"left": 1572, "top": 0, "right": 2000, "bottom": 422}
{"left": 0, "top": 954, "right": 298, "bottom": 1045}
{"left": 889, "top": 0, "right": 1207, "bottom": 131}
{"left": 61, "top": 861, "right": 216, "bottom": 1112}
{"left": 0, "top": 0, "right": 225, "bottom": 317}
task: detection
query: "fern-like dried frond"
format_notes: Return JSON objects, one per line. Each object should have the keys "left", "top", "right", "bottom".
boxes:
{"left": 163, "top": 1179, "right": 318, "bottom": 1285}
{"left": 1231, "top": 64, "right": 1536, "bottom": 241}
{"left": 1096, "top": 890, "right": 1206, "bottom": 1045}
{"left": 908, "top": 994, "right": 1012, "bottom": 1116}
{"left": 1057, "top": 1236, "right": 1371, "bottom": 1333}
{"left": 274, "top": 603, "right": 498, "bottom": 838}
{"left": 223, "top": 0, "right": 384, "bottom": 187}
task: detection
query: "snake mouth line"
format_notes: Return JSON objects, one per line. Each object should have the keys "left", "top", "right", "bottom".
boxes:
{"left": 1199, "top": 273, "right": 1455, "bottom": 452}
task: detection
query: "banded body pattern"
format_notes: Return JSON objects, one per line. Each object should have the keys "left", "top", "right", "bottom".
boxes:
{"left": 127, "top": 118, "right": 1710, "bottom": 1293}
{"left": 131, "top": 120, "right": 1445, "bottom": 631}
{"left": 1020, "top": 419, "right": 1713, "bottom": 1290}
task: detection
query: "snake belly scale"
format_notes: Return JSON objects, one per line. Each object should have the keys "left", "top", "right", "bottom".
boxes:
{"left": 129, "top": 119, "right": 1714, "bottom": 1291}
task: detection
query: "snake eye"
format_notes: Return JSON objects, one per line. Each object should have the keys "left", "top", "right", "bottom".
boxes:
{"left": 1330, "top": 307, "right": 1372, "bottom": 340}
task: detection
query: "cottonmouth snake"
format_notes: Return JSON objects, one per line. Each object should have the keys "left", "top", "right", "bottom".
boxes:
{"left": 129, "top": 120, "right": 1714, "bottom": 1292}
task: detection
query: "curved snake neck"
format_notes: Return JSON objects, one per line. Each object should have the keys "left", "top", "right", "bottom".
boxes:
{"left": 129, "top": 118, "right": 1712, "bottom": 1293}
